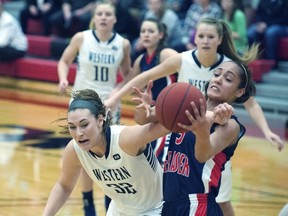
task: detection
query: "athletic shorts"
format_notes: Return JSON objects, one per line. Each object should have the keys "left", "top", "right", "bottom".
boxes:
{"left": 162, "top": 194, "right": 223, "bottom": 216}
{"left": 106, "top": 200, "right": 162, "bottom": 216}
{"left": 216, "top": 161, "right": 232, "bottom": 203}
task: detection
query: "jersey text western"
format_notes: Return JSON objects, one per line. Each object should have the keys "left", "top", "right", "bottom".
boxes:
{"left": 93, "top": 166, "right": 131, "bottom": 181}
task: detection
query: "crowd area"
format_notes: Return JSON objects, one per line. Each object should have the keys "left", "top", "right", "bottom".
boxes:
{"left": 1, "top": 0, "right": 288, "bottom": 65}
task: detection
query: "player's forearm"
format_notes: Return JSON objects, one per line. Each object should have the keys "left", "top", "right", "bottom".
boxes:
{"left": 58, "top": 61, "right": 70, "bottom": 82}
{"left": 194, "top": 134, "right": 212, "bottom": 163}
{"left": 244, "top": 98, "right": 271, "bottom": 135}
{"left": 114, "top": 73, "right": 149, "bottom": 101}
{"left": 42, "top": 183, "right": 71, "bottom": 216}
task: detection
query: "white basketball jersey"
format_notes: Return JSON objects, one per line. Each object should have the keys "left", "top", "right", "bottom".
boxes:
{"left": 73, "top": 30, "right": 124, "bottom": 100}
{"left": 74, "top": 125, "right": 163, "bottom": 215}
{"left": 178, "top": 49, "right": 231, "bottom": 93}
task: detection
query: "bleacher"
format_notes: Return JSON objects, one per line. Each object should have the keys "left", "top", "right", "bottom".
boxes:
{"left": 1, "top": 0, "right": 288, "bottom": 139}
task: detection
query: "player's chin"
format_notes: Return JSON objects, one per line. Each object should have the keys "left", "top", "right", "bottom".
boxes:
{"left": 78, "top": 142, "right": 91, "bottom": 151}
{"left": 207, "top": 91, "right": 223, "bottom": 101}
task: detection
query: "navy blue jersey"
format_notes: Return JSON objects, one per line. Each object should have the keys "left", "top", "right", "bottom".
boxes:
{"left": 163, "top": 115, "right": 245, "bottom": 202}
{"left": 139, "top": 51, "right": 176, "bottom": 164}
{"left": 139, "top": 51, "right": 175, "bottom": 101}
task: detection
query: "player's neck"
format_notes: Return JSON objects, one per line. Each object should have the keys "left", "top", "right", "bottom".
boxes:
{"left": 146, "top": 47, "right": 156, "bottom": 57}
{"left": 90, "top": 137, "right": 107, "bottom": 158}
{"left": 197, "top": 50, "right": 218, "bottom": 68}
{"left": 94, "top": 30, "right": 113, "bottom": 42}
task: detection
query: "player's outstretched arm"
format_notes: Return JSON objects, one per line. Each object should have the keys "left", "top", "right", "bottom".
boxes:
{"left": 244, "top": 97, "right": 284, "bottom": 151}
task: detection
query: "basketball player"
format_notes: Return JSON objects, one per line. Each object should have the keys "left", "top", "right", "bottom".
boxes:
{"left": 133, "top": 17, "right": 178, "bottom": 163}
{"left": 133, "top": 61, "right": 256, "bottom": 215}
{"left": 42, "top": 88, "right": 167, "bottom": 216}
{"left": 105, "top": 17, "right": 284, "bottom": 215}
{"left": 57, "top": 2, "right": 133, "bottom": 215}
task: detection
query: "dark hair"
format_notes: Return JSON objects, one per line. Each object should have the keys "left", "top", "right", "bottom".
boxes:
{"left": 232, "top": 61, "right": 256, "bottom": 103}
{"left": 204, "top": 61, "right": 256, "bottom": 103}
{"left": 196, "top": 17, "right": 259, "bottom": 64}
{"left": 56, "top": 89, "right": 112, "bottom": 135}
{"left": 141, "top": 17, "right": 168, "bottom": 56}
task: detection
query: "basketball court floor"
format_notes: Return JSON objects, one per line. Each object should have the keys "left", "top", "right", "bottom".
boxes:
{"left": 0, "top": 78, "right": 288, "bottom": 216}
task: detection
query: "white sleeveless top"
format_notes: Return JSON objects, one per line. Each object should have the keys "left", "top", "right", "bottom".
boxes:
{"left": 74, "top": 125, "right": 163, "bottom": 215}
{"left": 178, "top": 49, "right": 231, "bottom": 93}
{"left": 73, "top": 30, "right": 124, "bottom": 100}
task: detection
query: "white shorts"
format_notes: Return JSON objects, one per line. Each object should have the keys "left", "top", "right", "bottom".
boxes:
{"left": 106, "top": 200, "right": 162, "bottom": 216}
{"left": 216, "top": 161, "right": 232, "bottom": 203}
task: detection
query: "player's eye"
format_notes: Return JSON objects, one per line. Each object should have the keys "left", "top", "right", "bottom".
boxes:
{"left": 68, "top": 125, "right": 76, "bottom": 130}
{"left": 80, "top": 123, "right": 89, "bottom": 128}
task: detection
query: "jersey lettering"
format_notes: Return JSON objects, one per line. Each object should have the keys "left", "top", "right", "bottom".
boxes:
{"left": 188, "top": 79, "right": 208, "bottom": 93}
{"left": 106, "top": 182, "right": 137, "bottom": 194}
{"left": 163, "top": 151, "right": 190, "bottom": 177}
{"left": 89, "top": 52, "right": 116, "bottom": 64}
{"left": 175, "top": 133, "right": 185, "bottom": 145}
{"left": 92, "top": 166, "right": 131, "bottom": 181}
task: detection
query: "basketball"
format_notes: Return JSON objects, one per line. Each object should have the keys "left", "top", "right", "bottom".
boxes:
{"left": 155, "top": 82, "right": 206, "bottom": 133}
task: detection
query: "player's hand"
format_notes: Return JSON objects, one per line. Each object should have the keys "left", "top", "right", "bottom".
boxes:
{"left": 178, "top": 99, "right": 210, "bottom": 135}
{"left": 212, "top": 103, "right": 234, "bottom": 125}
{"left": 264, "top": 130, "right": 285, "bottom": 152}
{"left": 132, "top": 80, "right": 155, "bottom": 118}
{"left": 58, "top": 80, "right": 69, "bottom": 95}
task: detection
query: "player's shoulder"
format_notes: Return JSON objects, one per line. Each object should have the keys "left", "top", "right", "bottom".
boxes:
{"left": 64, "top": 139, "right": 78, "bottom": 154}
{"left": 122, "top": 37, "right": 131, "bottom": 49}
{"left": 160, "top": 48, "right": 178, "bottom": 60}
{"left": 70, "top": 31, "right": 85, "bottom": 45}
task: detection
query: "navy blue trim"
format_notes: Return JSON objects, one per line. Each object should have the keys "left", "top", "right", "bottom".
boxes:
{"left": 191, "top": 50, "right": 225, "bottom": 71}
{"left": 88, "top": 127, "right": 111, "bottom": 159}
{"left": 192, "top": 50, "right": 201, "bottom": 68}
{"left": 92, "top": 30, "right": 99, "bottom": 43}
{"left": 210, "top": 54, "right": 224, "bottom": 70}
{"left": 107, "top": 32, "right": 116, "bottom": 44}
{"left": 144, "top": 144, "right": 158, "bottom": 172}
{"left": 92, "top": 30, "right": 116, "bottom": 45}
{"left": 104, "top": 127, "right": 111, "bottom": 158}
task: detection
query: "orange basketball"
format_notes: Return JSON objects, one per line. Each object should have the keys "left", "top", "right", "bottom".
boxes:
{"left": 155, "top": 82, "right": 206, "bottom": 133}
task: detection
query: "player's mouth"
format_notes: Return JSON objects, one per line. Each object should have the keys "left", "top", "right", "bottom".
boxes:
{"left": 79, "top": 139, "right": 89, "bottom": 145}
{"left": 210, "top": 85, "right": 220, "bottom": 92}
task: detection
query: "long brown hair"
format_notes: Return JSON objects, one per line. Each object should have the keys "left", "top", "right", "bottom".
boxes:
{"left": 196, "top": 17, "right": 259, "bottom": 64}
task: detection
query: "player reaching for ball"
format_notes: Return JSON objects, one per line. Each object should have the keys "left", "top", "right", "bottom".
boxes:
{"left": 105, "top": 17, "right": 284, "bottom": 216}
{"left": 133, "top": 61, "right": 256, "bottom": 215}
{"left": 42, "top": 88, "right": 167, "bottom": 216}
